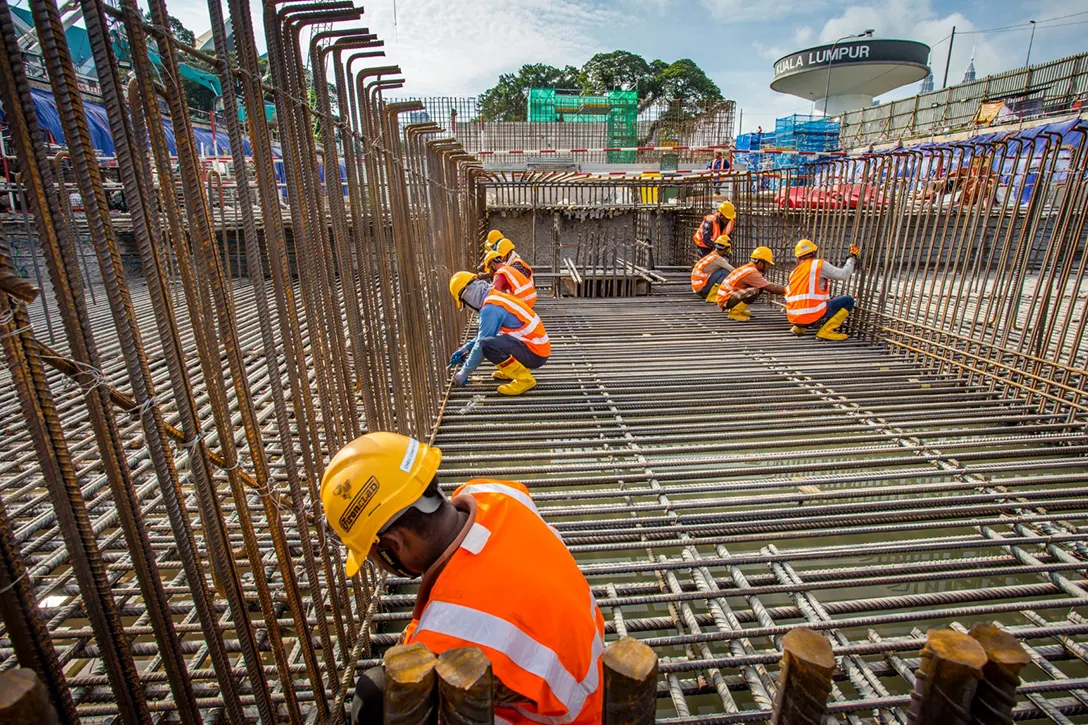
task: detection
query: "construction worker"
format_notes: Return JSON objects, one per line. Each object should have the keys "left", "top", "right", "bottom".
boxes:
{"left": 492, "top": 238, "right": 537, "bottom": 306}
{"left": 484, "top": 228, "right": 504, "bottom": 253}
{"left": 715, "top": 246, "right": 786, "bottom": 320}
{"left": 693, "top": 200, "right": 736, "bottom": 257}
{"left": 322, "top": 432, "right": 605, "bottom": 724}
{"left": 448, "top": 272, "right": 549, "bottom": 395}
{"left": 690, "top": 234, "right": 734, "bottom": 302}
{"left": 786, "top": 239, "right": 860, "bottom": 340}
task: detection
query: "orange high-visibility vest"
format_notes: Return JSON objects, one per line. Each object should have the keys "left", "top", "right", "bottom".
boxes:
{"left": 483, "top": 291, "right": 551, "bottom": 357}
{"left": 786, "top": 258, "right": 830, "bottom": 324}
{"left": 692, "top": 213, "right": 720, "bottom": 249}
{"left": 404, "top": 479, "right": 605, "bottom": 724}
{"left": 715, "top": 262, "right": 759, "bottom": 305}
{"left": 495, "top": 261, "right": 537, "bottom": 306}
{"left": 691, "top": 251, "right": 722, "bottom": 292}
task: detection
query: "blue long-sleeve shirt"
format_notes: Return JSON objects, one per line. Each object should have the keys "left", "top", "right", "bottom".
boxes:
{"left": 457, "top": 303, "right": 521, "bottom": 374}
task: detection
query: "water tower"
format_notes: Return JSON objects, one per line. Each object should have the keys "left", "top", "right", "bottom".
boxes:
{"left": 771, "top": 38, "right": 930, "bottom": 115}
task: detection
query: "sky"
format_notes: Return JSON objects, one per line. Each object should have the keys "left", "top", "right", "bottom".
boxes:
{"left": 84, "top": 0, "right": 1088, "bottom": 132}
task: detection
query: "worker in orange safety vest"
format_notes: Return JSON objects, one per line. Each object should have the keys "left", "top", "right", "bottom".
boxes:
{"left": 448, "top": 272, "right": 549, "bottom": 395}
{"left": 690, "top": 234, "right": 734, "bottom": 302}
{"left": 490, "top": 237, "right": 537, "bottom": 306}
{"left": 692, "top": 200, "right": 736, "bottom": 257}
{"left": 785, "top": 239, "right": 860, "bottom": 340}
{"left": 321, "top": 432, "right": 605, "bottom": 725}
{"left": 714, "top": 246, "right": 787, "bottom": 320}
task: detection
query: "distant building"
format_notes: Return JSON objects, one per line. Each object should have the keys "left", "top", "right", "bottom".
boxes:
{"left": 919, "top": 69, "right": 934, "bottom": 94}
{"left": 195, "top": 18, "right": 235, "bottom": 54}
{"left": 963, "top": 50, "right": 976, "bottom": 83}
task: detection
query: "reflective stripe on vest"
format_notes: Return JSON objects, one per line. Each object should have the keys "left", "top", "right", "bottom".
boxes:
{"left": 496, "top": 263, "right": 537, "bottom": 306}
{"left": 692, "top": 213, "right": 719, "bottom": 248}
{"left": 690, "top": 251, "right": 721, "bottom": 292}
{"left": 786, "top": 258, "right": 830, "bottom": 324}
{"left": 715, "top": 262, "right": 758, "bottom": 304}
{"left": 484, "top": 291, "right": 551, "bottom": 357}
{"left": 407, "top": 479, "right": 605, "bottom": 724}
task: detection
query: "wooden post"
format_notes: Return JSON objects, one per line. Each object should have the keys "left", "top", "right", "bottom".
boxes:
{"left": 907, "top": 629, "right": 987, "bottom": 725}
{"left": 0, "top": 669, "right": 60, "bottom": 725}
{"left": 384, "top": 642, "right": 438, "bottom": 725}
{"left": 771, "top": 627, "right": 836, "bottom": 725}
{"left": 602, "top": 636, "right": 657, "bottom": 725}
{"left": 436, "top": 647, "right": 493, "bottom": 725}
{"left": 969, "top": 624, "right": 1030, "bottom": 725}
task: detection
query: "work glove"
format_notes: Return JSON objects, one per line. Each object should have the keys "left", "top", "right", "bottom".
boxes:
{"left": 849, "top": 245, "right": 860, "bottom": 258}
{"left": 448, "top": 348, "right": 467, "bottom": 368}
{"left": 453, "top": 369, "right": 469, "bottom": 386}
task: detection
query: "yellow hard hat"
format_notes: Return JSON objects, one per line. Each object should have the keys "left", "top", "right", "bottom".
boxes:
{"left": 751, "top": 246, "right": 774, "bottom": 266}
{"left": 714, "top": 234, "right": 731, "bottom": 250}
{"left": 486, "top": 230, "right": 504, "bottom": 246}
{"left": 495, "top": 238, "right": 515, "bottom": 258}
{"left": 717, "top": 201, "right": 736, "bottom": 220}
{"left": 449, "top": 271, "right": 477, "bottom": 309}
{"left": 320, "top": 432, "right": 442, "bottom": 577}
{"left": 794, "top": 239, "right": 818, "bottom": 258}
{"left": 482, "top": 250, "right": 502, "bottom": 269}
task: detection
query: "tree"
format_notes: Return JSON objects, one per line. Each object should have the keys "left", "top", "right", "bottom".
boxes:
{"left": 578, "top": 51, "right": 654, "bottom": 97}
{"left": 479, "top": 52, "right": 723, "bottom": 120}
{"left": 141, "top": 9, "right": 195, "bottom": 47}
{"left": 654, "top": 59, "right": 723, "bottom": 114}
{"left": 478, "top": 63, "right": 580, "bottom": 121}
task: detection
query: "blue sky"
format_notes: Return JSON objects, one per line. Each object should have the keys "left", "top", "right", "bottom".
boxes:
{"left": 133, "top": 0, "right": 1088, "bottom": 132}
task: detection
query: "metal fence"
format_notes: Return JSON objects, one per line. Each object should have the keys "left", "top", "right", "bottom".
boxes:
{"left": 392, "top": 95, "right": 736, "bottom": 165}
{"left": 837, "top": 51, "right": 1088, "bottom": 149}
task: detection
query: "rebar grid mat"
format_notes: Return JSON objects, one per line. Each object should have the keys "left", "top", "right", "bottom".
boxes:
{"left": 402, "top": 295, "right": 1088, "bottom": 723}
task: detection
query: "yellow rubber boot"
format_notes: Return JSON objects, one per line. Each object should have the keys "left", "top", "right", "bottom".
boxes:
{"left": 816, "top": 309, "right": 850, "bottom": 341}
{"left": 704, "top": 283, "right": 720, "bottom": 303}
{"left": 492, "top": 356, "right": 515, "bottom": 380}
{"left": 497, "top": 361, "right": 537, "bottom": 395}
{"left": 791, "top": 325, "right": 806, "bottom": 336}
{"left": 727, "top": 301, "right": 750, "bottom": 321}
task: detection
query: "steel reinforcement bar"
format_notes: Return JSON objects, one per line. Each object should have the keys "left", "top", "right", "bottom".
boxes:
{"left": 0, "top": 0, "right": 481, "bottom": 721}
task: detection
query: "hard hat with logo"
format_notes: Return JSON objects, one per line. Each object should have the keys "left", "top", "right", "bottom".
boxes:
{"left": 713, "top": 234, "right": 731, "bottom": 251}
{"left": 482, "top": 250, "right": 502, "bottom": 269}
{"left": 794, "top": 239, "right": 818, "bottom": 258}
{"left": 717, "top": 201, "right": 736, "bottom": 220}
{"left": 449, "top": 271, "right": 477, "bottom": 309}
{"left": 751, "top": 246, "right": 774, "bottom": 266}
{"left": 321, "top": 432, "right": 443, "bottom": 577}
{"left": 495, "top": 238, "right": 515, "bottom": 257}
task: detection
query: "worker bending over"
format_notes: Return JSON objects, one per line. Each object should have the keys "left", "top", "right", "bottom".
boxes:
{"left": 322, "top": 432, "right": 605, "bottom": 724}
{"left": 693, "top": 200, "right": 736, "bottom": 258}
{"left": 448, "top": 272, "right": 549, "bottom": 395}
{"left": 786, "top": 239, "right": 860, "bottom": 341}
{"left": 490, "top": 238, "right": 537, "bottom": 306}
{"left": 715, "top": 246, "right": 786, "bottom": 320}
{"left": 690, "top": 234, "right": 734, "bottom": 302}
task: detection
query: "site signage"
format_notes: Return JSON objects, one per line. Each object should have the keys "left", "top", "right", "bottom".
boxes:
{"left": 773, "top": 40, "right": 930, "bottom": 80}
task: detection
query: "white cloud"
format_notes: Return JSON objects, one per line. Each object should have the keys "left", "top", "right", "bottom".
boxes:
{"left": 794, "top": 26, "right": 815, "bottom": 46}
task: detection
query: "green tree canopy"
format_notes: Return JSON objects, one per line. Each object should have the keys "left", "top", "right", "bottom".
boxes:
{"left": 479, "top": 51, "right": 723, "bottom": 121}
{"left": 479, "top": 63, "right": 580, "bottom": 121}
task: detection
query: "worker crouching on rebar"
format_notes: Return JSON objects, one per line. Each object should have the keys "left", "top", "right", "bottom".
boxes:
{"left": 785, "top": 239, "right": 859, "bottom": 341}
{"left": 447, "top": 272, "right": 550, "bottom": 395}
{"left": 715, "top": 246, "right": 786, "bottom": 320}
{"left": 693, "top": 200, "right": 736, "bottom": 258}
{"left": 321, "top": 433, "right": 605, "bottom": 724}
{"left": 690, "top": 234, "right": 735, "bottom": 302}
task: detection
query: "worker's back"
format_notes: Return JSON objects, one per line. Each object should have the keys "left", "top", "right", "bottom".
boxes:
{"left": 405, "top": 479, "right": 604, "bottom": 724}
